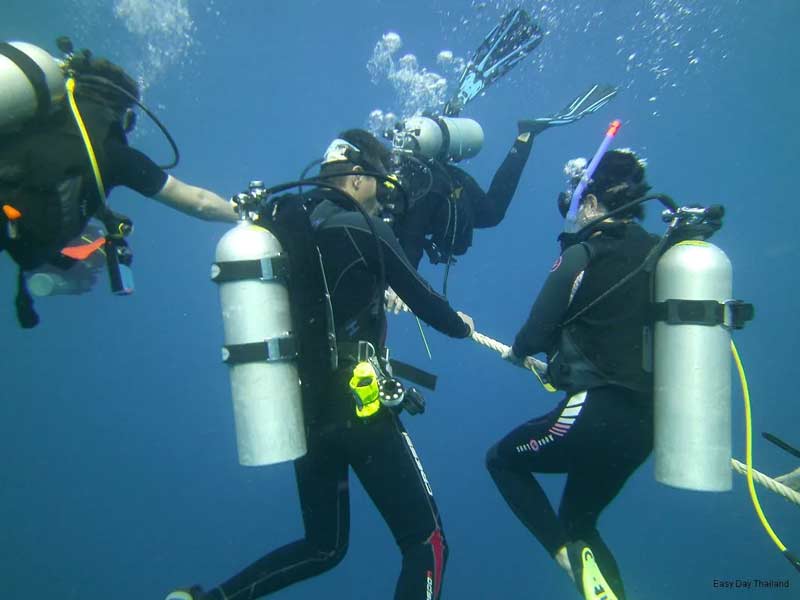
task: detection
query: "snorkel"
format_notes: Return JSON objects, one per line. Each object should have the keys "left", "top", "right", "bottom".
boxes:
{"left": 564, "top": 119, "right": 621, "bottom": 232}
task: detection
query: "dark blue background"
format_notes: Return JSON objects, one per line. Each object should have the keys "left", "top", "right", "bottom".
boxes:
{"left": 1, "top": 1, "right": 797, "bottom": 598}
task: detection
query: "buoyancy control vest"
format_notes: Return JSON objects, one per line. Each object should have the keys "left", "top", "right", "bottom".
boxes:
{"left": 0, "top": 104, "right": 115, "bottom": 269}
{"left": 547, "top": 222, "right": 659, "bottom": 394}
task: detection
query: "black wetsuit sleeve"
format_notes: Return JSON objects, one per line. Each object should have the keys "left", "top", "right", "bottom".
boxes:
{"left": 512, "top": 243, "right": 590, "bottom": 357}
{"left": 344, "top": 216, "right": 470, "bottom": 338}
{"left": 473, "top": 135, "right": 534, "bottom": 229}
{"left": 103, "top": 141, "right": 169, "bottom": 197}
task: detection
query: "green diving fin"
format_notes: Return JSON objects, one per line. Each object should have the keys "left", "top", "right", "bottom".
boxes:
{"left": 443, "top": 8, "right": 543, "bottom": 117}
{"left": 518, "top": 83, "right": 618, "bottom": 135}
{"left": 568, "top": 542, "right": 620, "bottom": 600}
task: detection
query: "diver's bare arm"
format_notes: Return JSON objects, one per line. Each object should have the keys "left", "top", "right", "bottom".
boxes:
{"left": 154, "top": 175, "right": 237, "bottom": 222}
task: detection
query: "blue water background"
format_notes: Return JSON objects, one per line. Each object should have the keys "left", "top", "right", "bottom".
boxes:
{"left": 1, "top": 1, "right": 798, "bottom": 598}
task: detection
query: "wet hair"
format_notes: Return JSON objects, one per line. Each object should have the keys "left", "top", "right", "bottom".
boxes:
{"left": 319, "top": 129, "right": 390, "bottom": 181}
{"left": 338, "top": 128, "right": 391, "bottom": 172}
{"left": 71, "top": 53, "right": 140, "bottom": 112}
{"left": 585, "top": 149, "right": 651, "bottom": 220}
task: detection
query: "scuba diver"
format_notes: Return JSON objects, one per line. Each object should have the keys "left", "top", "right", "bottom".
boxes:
{"left": 485, "top": 150, "right": 659, "bottom": 600}
{"left": 378, "top": 8, "right": 618, "bottom": 303}
{"left": 387, "top": 82, "right": 618, "bottom": 300}
{"left": 0, "top": 38, "right": 236, "bottom": 327}
{"left": 167, "top": 129, "right": 474, "bottom": 600}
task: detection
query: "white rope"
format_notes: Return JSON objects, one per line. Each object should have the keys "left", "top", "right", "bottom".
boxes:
{"left": 471, "top": 331, "right": 546, "bottom": 375}
{"left": 731, "top": 459, "right": 800, "bottom": 506}
{"left": 470, "top": 331, "right": 554, "bottom": 391}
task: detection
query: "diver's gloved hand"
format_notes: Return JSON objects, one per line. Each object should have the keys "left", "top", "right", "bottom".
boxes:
{"left": 501, "top": 346, "right": 525, "bottom": 367}
{"left": 776, "top": 467, "right": 800, "bottom": 492}
{"left": 385, "top": 287, "right": 410, "bottom": 314}
{"left": 458, "top": 311, "right": 475, "bottom": 337}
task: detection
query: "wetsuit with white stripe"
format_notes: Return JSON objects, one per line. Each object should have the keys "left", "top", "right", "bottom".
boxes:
{"left": 205, "top": 195, "right": 468, "bottom": 600}
{"left": 486, "top": 223, "right": 657, "bottom": 600}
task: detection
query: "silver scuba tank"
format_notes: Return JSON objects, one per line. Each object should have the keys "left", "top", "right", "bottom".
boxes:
{"left": 212, "top": 214, "right": 307, "bottom": 467}
{"left": 653, "top": 240, "right": 732, "bottom": 492}
{"left": 0, "top": 41, "right": 65, "bottom": 132}
{"left": 397, "top": 116, "right": 484, "bottom": 162}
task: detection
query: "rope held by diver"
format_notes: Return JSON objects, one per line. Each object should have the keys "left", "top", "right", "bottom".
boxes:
{"left": 731, "top": 459, "right": 800, "bottom": 507}
{"left": 471, "top": 331, "right": 553, "bottom": 391}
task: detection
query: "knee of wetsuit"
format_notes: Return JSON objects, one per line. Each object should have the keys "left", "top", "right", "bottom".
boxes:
{"left": 401, "top": 528, "right": 448, "bottom": 570}
{"left": 307, "top": 539, "right": 349, "bottom": 573}
{"left": 485, "top": 443, "right": 503, "bottom": 474}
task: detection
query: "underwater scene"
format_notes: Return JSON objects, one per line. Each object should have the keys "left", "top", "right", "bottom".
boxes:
{"left": 0, "top": 1, "right": 797, "bottom": 598}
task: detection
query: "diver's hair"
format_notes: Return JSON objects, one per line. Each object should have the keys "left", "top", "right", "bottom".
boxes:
{"left": 338, "top": 128, "right": 391, "bottom": 172}
{"left": 586, "top": 149, "right": 651, "bottom": 220}
{"left": 72, "top": 55, "right": 140, "bottom": 110}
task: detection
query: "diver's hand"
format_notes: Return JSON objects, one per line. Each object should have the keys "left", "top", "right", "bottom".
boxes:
{"left": 501, "top": 346, "right": 525, "bottom": 367}
{"left": 457, "top": 311, "right": 475, "bottom": 337}
{"left": 385, "top": 287, "right": 410, "bottom": 314}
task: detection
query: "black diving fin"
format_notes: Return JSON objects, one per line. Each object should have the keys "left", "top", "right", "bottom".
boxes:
{"left": 518, "top": 83, "right": 618, "bottom": 136}
{"left": 443, "top": 8, "right": 543, "bottom": 117}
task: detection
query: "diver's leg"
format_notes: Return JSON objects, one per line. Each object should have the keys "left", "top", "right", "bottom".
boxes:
{"left": 205, "top": 423, "right": 351, "bottom": 600}
{"left": 350, "top": 412, "right": 447, "bottom": 600}
{"left": 557, "top": 386, "right": 654, "bottom": 599}
{"left": 486, "top": 394, "right": 587, "bottom": 556}
{"left": 473, "top": 132, "right": 534, "bottom": 228}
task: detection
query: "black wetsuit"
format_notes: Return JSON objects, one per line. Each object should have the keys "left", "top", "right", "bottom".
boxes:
{"left": 396, "top": 135, "right": 533, "bottom": 269}
{"left": 485, "top": 222, "right": 658, "bottom": 600}
{"left": 206, "top": 194, "right": 469, "bottom": 600}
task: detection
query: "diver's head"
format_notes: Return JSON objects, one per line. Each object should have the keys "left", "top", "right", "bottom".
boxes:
{"left": 69, "top": 50, "right": 140, "bottom": 133}
{"left": 320, "top": 129, "right": 391, "bottom": 215}
{"left": 559, "top": 149, "right": 651, "bottom": 225}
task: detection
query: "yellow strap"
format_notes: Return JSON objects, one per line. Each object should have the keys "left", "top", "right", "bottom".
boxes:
{"left": 65, "top": 78, "right": 106, "bottom": 201}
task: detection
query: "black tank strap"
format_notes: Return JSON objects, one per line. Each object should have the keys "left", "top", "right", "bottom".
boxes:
{"left": 211, "top": 255, "right": 290, "bottom": 283}
{"left": 651, "top": 299, "right": 754, "bottom": 330}
{"left": 0, "top": 43, "right": 52, "bottom": 121}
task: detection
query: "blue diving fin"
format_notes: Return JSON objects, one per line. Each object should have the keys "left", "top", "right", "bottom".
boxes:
{"left": 518, "top": 83, "right": 618, "bottom": 135}
{"left": 443, "top": 8, "right": 543, "bottom": 117}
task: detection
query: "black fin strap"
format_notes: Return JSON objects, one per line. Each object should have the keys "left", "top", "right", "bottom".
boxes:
{"left": 0, "top": 43, "right": 51, "bottom": 121}
{"left": 15, "top": 268, "right": 39, "bottom": 328}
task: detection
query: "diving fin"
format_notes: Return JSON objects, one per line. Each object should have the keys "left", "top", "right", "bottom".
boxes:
{"left": 567, "top": 541, "right": 620, "bottom": 600}
{"left": 518, "top": 83, "right": 618, "bottom": 135}
{"left": 443, "top": 8, "right": 543, "bottom": 117}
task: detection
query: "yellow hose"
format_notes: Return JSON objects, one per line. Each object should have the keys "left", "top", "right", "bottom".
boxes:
{"left": 732, "top": 341, "right": 788, "bottom": 553}
{"left": 65, "top": 78, "right": 106, "bottom": 201}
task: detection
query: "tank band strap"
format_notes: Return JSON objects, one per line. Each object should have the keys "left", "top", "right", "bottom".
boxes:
{"left": 211, "top": 255, "right": 289, "bottom": 283}
{"left": 652, "top": 299, "right": 754, "bottom": 330}
{"left": 0, "top": 43, "right": 51, "bottom": 120}
{"left": 222, "top": 335, "right": 297, "bottom": 364}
